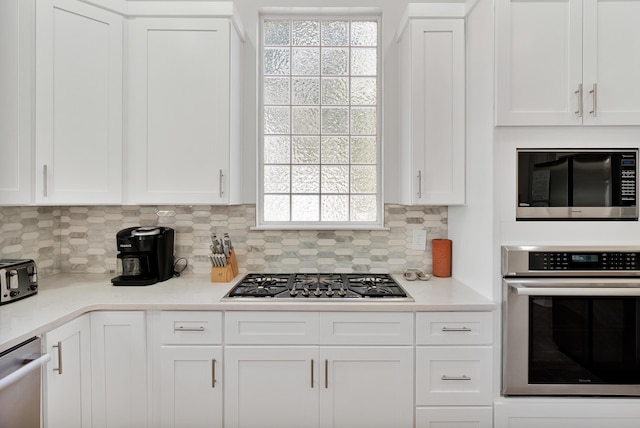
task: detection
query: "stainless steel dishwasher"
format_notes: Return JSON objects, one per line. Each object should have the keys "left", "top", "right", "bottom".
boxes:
{"left": 0, "top": 337, "right": 50, "bottom": 428}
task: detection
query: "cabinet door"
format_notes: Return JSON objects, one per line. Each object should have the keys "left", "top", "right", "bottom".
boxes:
{"left": 0, "top": 0, "right": 34, "bottom": 204}
{"left": 128, "top": 17, "right": 232, "bottom": 204}
{"left": 319, "top": 347, "right": 413, "bottom": 428}
{"left": 409, "top": 19, "right": 465, "bottom": 205}
{"left": 582, "top": 0, "right": 640, "bottom": 125}
{"left": 159, "top": 346, "right": 222, "bottom": 428}
{"left": 43, "top": 315, "right": 91, "bottom": 428}
{"left": 35, "top": 0, "right": 123, "bottom": 203}
{"left": 495, "top": 0, "right": 583, "bottom": 125}
{"left": 224, "top": 346, "right": 319, "bottom": 428}
{"left": 91, "top": 311, "right": 147, "bottom": 428}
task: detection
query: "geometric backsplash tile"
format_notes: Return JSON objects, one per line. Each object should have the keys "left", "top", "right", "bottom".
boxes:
{"left": 0, "top": 204, "right": 447, "bottom": 277}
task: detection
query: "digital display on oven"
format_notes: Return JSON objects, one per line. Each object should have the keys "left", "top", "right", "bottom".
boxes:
{"left": 571, "top": 254, "right": 599, "bottom": 263}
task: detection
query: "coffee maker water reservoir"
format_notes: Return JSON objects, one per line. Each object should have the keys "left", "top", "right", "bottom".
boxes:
{"left": 111, "top": 226, "right": 175, "bottom": 286}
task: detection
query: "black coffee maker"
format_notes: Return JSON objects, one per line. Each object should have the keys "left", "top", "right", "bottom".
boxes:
{"left": 111, "top": 226, "right": 175, "bottom": 286}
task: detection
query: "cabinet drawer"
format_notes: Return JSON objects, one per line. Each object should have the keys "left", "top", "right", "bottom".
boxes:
{"left": 224, "top": 312, "right": 319, "bottom": 345}
{"left": 319, "top": 312, "right": 413, "bottom": 345}
{"left": 416, "top": 346, "right": 492, "bottom": 405}
{"left": 159, "top": 311, "right": 222, "bottom": 345}
{"left": 416, "top": 312, "right": 492, "bottom": 345}
{"left": 416, "top": 407, "right": 492, "bottom": 427}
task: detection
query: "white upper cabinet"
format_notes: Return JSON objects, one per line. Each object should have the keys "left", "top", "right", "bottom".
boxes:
{"left": 127, "top": 16, "right": 243, "bottom": 204}
{"left": 35, "top": 0, "right": 123, "bottom": 203}
{"left": 496, "top": 0, "right": 640, "bottom": 126}
{"left": 0, "top": 0, "right": 34, "bottom": 205}
{"left": 398, "top": 18, "right": 466, "bottom": 205}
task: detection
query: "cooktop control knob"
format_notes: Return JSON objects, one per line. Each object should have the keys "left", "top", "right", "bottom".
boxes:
{"left": 326, "top": 287, "right": 334, "bottom": 297}
{"left": 302, "top": 287, "right": 310, "bottom": 297}
{"left": 314, "top": 287, "right": 322, "bottom": 297}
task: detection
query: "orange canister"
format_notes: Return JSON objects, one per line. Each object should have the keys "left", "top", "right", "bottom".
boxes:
{"left": 432, "top": 239, "right": 452, "bottom": 277}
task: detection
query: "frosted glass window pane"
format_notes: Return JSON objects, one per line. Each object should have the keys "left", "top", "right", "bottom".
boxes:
{"left": 292, "top": 136, "right": 320, "bottom": 164}
{"left": 321, "top": 195, "right": 349, "bottom": 221}
{"left": 292, "top": 107, "right": 319, "bottom": 134}
{"left": 292, "top": 195, "right": 320, "bottom": 221}
{"left": 293, "top": 20, "right": 320, "bottom": 46}
{"left": 350, "top": 195, "right": 377, "bottom": 222}
{"left": 264, "top": 165, "right": 291, "bottom": 192}
{"left": 321, "top": 165, "right": 349, "bottom": 193}
{"left": 292, "top": 165, "right": 320, "bottom": 193}
{"left": 351, "top": 107, "right": 376, "bottom": 135}
{"left": 264, "top": 77, "right": 290, "bottom": 105}
{"left": 264, "top": 195, "right": 290, "bottom": 221}
{"left": 292, "top": 48, "right": 320, "bottom": 75}
{"left": 292, "top": 78, "right": 320, "bottom": 105}
{"left": 264, "top": 48, "right": 290, "bottom": 75}
{"left": 321, "top": 49, "right": 349, "bottom": 75}
{"left": 321, "top": 78, "right": 349, "bottom": 105}
{"left": 351, "top": 137, "right": 376, "bottom": 164}
{"left": 351, "top": 48, "right": 377, "bottom": 76}
{"left": 351, "top": 165, "right": 376, "bottom": 193}
{"left": 321, "top": 108, "right": 349, "bottom": 134}
{"left": 351, "top": 21, "right": 377, "bottom": 47}
{"left": 321, "top": 137, "right": 349, "bottom": 164}
{"left": 264, "top": 106, "right": 290, "bottom": 134}
{"left": 351, "top": 78, "right": 376, "bottom": 105}
{"left": 321, "top": 20, "right": 349, "bottom": 46}
{"left": 264, "top": 136, "right": 290, "bottom": 164}
{"left": 264, "top": 20, "right": 290, "bottom": 46}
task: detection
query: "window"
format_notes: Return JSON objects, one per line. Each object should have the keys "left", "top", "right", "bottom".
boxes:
{"left": 258, "top": 16, "right": 382, "bottom": 229}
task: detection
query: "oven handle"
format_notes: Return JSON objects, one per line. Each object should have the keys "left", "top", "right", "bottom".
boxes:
{"left": 509, "top": 283, "right": 640, "bottom": 296}
{"left": 0, "top": 353, "right": 51, "bottom": 391}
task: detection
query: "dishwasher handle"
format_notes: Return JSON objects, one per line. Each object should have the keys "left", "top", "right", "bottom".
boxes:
{"left": 0, "top": 353, "right": 51, "bottom": 392}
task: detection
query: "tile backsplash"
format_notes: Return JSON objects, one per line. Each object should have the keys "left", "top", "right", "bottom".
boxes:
{"left": 0, "top": 205, "right": 447, "bottom": 277}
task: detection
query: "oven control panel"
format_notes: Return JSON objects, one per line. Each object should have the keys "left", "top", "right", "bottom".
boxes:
{"left": 529, "top": 251, "right": 639, "bottom": 270}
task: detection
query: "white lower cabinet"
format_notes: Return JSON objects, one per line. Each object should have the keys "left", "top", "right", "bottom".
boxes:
{"left": 415, "top": 312, "right": 494, "bottom": 428}
{"left": 43, "top": 314, "right": 92, "bottom": 428}
{"left": 154, "top": 311, "right": 223, "bottom": 428}
{"left": 159, "top": 346, "right": 223, "bottom": 428}
{"left": 223, "top": 312, "right": 414, "bottom": 428}
{"left": 90, "top": 311, "right": 147, "bottom": 428}
{"left": 494, "top": 400, "right": 640, "bottom": 428}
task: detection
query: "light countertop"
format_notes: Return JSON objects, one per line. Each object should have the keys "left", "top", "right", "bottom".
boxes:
{"left": 0, "top": 273, "right": 495, "bottom": 352}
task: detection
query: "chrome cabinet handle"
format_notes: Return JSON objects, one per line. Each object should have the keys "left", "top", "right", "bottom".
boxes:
{"left": 441, "top": 327, "right": 472, "bottom": 332}
{"left": 43, "top": 165, "right": 48, "bottom": 197}
{"left": 311, "top": 359, "right": 314, "bottom": 388}
{"left": 589, "top": 83, "right": 597, "bottom": 117}
{"left": 219, "top": 170, "right": 224, "bottom": 197}
{"left": 324, "top": 359, "right": 328, "bottom": 389}
{"left": 417, "top": 170, "right": 422, "bottom": 199}
{"left": 441, "top": 375, "right": 471, "bottom": 381}
{"left": 212, "top": 359, "right": 216, "bottom": 388}
{"left": 53, "top": 341, "right": 62, "bottom": 375}
{"left": 174, "top": 326, "right": 205, "bottom": 332}
{"left": 574, "top": 84, "right": 583, "bottom": 117}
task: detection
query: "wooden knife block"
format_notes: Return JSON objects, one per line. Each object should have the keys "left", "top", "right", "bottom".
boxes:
{"left": 210, "top": 248, "right": 239, "bottom": 283}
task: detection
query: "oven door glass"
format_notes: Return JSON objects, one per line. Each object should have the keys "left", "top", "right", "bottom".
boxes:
{"left": 530, "top": 296, "right": 640, "bottom": 385}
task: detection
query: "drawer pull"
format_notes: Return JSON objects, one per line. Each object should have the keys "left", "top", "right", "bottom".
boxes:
{"left": 441, "top": 327, "right": 472, "bottom": 332}
{"left": 325, "top": 359, "right": 329, "bottom": 389}
{"left": 175, "top": 326, "right": 205, "bottom": 332}
{"left": 311, "top": 359, "right": 314, "bottom": 388}
{"left": 441, "top": 375, "right": 471, "bottom": 381}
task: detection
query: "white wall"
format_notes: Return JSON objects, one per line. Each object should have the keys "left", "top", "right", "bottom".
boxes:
{"left": 448, "top": 0, "right": 495, "bottom": 300}
{"left": 232, "top": 0, "right": 413, "bottom": 203}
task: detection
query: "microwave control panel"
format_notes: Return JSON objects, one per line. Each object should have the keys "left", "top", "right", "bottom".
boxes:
{"left": 530, "top": 251, "right": 639, "bottom": 270}
{"left": 620, "top": 154, "right": 636, "bottom": 204}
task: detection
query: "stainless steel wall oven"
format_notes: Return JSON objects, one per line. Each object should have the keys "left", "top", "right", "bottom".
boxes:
{"left": 502, "top": 246, "right": 640, "bottom": 396}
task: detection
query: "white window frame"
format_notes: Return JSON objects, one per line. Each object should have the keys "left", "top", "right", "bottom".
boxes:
{"left": 256, "top": 13, "right": 384, "bottom": 230}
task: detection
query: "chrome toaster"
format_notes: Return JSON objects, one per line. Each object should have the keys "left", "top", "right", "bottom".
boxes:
{"left": 0, "top": 259, "right": 38, "bottom": 305}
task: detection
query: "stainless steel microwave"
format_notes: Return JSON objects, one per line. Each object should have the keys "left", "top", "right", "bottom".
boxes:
{"left": 516, "top": 149, "right": 638, "bottom": 220}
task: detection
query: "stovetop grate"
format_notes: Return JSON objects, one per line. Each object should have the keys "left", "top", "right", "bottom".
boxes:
{"left": 224, "top": 273, "right": 412, "bottom": 300}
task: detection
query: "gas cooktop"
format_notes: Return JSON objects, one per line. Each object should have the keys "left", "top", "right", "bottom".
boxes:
{"left": 223, "top": 273, "right": 413, "bottom": 300}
